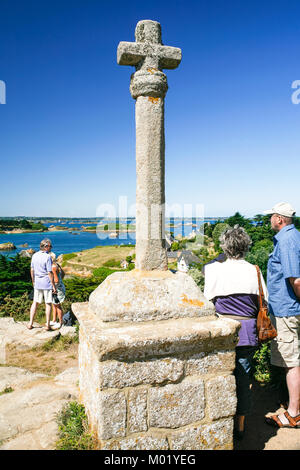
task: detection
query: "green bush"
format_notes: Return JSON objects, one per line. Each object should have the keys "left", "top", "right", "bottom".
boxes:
{"left": 212, "top": 223, "right": 230, "bottom": 251}
{"left": 0, "top": 293, "right": 45, "bottom": 322}
{"left": 253, "top": 342, "right": 272, "bottom": 383}
{"left": 102, "top": 258, "right": 121, "bottom": 267}
{"left": 0, "top": 219, "right": 47, "bottom": 232}
{"left": 0, "top": 255, "right": 32, "bottom": 303}
{"left": 226, "top": 212, "right": 252, "bottom": 229}
{"left": 171, "top": 241, "right": 180, "bottom": 251}
{"left": 61, "top": 253, "right": 77, "bottom": 267}
{"left": 246, "top": 246, "right": 272, "bottom": 280}
{"left": 188, "top": 267, "right": 205, "bottom": 290}
{"left": 56, "top": 401, "right": 95, "bottom": 450}
{"left": 92, "top": 267, "right": 116, "bottom": 281}
{"left": 64, "top": 269, "right": 116, "bottom": 303}
{"left": 63, "top": 277, "right": 100, "bottom": 302}
{"left": 170, "top": 239, "right": 187, "bottom": 251}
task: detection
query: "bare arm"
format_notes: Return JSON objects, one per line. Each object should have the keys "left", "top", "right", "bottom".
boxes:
{"left": 31, "top": 268, "right": 34, "bottom": 286}
{"left": 48, "top": 271, "right": 57, "bottom": 293}
{"left": 289, "top": 278, "right": 300, "bottom": 299}
{"left": 52, "top": 265, "right": 59, "bottom": 284}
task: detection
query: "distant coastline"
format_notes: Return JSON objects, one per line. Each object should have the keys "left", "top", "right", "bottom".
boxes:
{"left": 0, "top": 229, "right": 47, "bottom": 235}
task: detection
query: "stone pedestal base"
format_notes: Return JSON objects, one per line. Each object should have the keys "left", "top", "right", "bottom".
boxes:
{"left": 72, "top": 300, "right": 240, "bottom": 450}
{"left": 88, "top": 270, "right": 215, "bottom": 322}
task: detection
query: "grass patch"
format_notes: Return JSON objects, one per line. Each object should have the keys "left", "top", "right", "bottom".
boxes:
{"left": 0, "top": 386, "right": 14, "bottom": 396}
{"left": 62, "top": 253, "right": 77, "bottom": 267}
{"left": 56, "top": 401, "right": 96, "bottom": 450}
{"left": 70, "top": 245, "right": 135, "bottom": 269}
{"left": 41, "top": 333, "right": 78, "bottom": 352}
{"left": 6, "top": 341, "right": 78, "bottom": 376}
{"left": 102, "top": 258, "right": 121, "bottom": 268}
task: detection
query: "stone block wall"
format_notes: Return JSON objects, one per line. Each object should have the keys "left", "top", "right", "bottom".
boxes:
{"left": 74, "top": 303, "right": 239, "bottom": 451}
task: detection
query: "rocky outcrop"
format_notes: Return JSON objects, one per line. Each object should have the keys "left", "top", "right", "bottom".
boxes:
{"left": 19, "top": 249, "right": 35, "bottom": 258}
{"left": 0, "top": 317, "right": 77, "bottom": 353}
{"left": 0, "top": 366, "right": 78, "bottom": 450}
{"left": 0, "top": 317, "right": 78, "bottom": 450}
{"left": 0, "top": 242, "right": 16, "bottom": 251}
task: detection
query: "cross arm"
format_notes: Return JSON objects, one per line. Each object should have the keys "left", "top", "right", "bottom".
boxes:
{"left": 158, "top": 46, "right": 182, "bottom": 69}
{"left": 117, "top": 42, "right": 144, "bottom": 66}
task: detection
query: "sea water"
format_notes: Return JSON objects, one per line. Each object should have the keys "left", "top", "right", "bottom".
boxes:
{"left": 0, "top": 219, "right": 217, "bottom": 257}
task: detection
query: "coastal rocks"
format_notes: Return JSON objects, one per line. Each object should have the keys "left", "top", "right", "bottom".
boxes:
{"left": 19, "top": 248, "right": 35, "bottom": 258}
{"left": 0, "top": 366, "right": 79, "bottom": 450}
{"left": 48, "top": 226, "right": 68, "bottom": 231}
{"left": 0, "top": 242, "right": 16, "bottom": 251}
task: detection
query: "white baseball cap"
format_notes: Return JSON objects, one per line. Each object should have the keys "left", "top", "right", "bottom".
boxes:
{"left": 263, "top": 202, "right": 296, "bottom": 217}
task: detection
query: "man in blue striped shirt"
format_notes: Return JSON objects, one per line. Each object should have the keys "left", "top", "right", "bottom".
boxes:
{"left": 263, "top": 202, "right": 300, "bottom": 429}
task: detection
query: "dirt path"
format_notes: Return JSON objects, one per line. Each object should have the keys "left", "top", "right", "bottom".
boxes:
{"left": 234, "top": 380, "right": 300, "bottom": 450}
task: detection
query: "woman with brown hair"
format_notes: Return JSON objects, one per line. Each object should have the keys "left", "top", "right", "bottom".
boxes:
{"left": 49, "top": 252, "right": 66, "bottom": 329}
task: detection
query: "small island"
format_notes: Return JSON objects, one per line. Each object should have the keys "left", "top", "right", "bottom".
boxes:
{"left": 0, "top": 242, "right": 16, "bottom": 251}
{"left": 0, "top": 219, "right": 47, "bottom": 234}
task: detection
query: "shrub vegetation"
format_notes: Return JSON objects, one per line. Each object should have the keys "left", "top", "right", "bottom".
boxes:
{"left": 55, "top": 401, "right": 95, "bottom": 450}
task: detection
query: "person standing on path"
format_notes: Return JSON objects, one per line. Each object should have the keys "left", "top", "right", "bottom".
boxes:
{"left": 263, "top": 202, "right": 300, "bottom": 429}
{"left": 49, "top": 252, "right": 65, "bottom": 329}
{"left": 28, "top": 239, "right": 57, "bottom": 331}
{"left": 204, "top": 225, "right": 267, "bottom": 440}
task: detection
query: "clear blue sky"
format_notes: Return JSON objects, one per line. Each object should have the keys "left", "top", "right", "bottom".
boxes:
{"left": 1, "top": 0, "right": 300, "bottom": 218}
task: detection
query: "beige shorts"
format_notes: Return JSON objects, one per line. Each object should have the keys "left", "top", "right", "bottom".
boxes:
{"left": 33, "top": 289, "right": 53, "bottom": 304}
{"left": 270, "top": 314, "right": 300, "bottom": 368}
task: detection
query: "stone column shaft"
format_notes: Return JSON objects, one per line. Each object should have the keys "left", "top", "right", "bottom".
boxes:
{"left": 135, "top": 95, "right": 166, "bottom": 270}
{"left": 117, "top": 20, "right": 181, "bottom": 271}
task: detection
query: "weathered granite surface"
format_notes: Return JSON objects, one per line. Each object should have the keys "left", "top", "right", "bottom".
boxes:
{"left": 73, "top": 301, "right": 240, "bottom": 450}
{"left": 0, "top": 366, "right": 78, "bottom": 450}
{"left": 0, "top": 317, "right": 76, "bottom": 361}
{"left": 117, "top": 20, "right": 181, "bottom": 271}
{"left": 88, "top": 270, "right": 215, "bottom": 322}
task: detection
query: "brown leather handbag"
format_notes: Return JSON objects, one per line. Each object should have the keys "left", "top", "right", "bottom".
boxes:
{"left": 255, "top": 265, "right": 277, "bottom": 343}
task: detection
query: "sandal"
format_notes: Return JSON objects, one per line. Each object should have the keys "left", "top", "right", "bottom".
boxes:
{"left": 265, "top": 411, "right": 300, "bottom": 428}
{"left": 27, "top": 325, "right": 34, "bottom": 330}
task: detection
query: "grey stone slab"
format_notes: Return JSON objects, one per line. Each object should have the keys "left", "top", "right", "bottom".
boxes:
{"left": 148, "top": 377, "right": 205, "bottom": 428}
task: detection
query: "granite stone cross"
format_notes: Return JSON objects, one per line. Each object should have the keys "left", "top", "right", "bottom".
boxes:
{"left": 117, "top": 20, "right": 181, "bottom": 271}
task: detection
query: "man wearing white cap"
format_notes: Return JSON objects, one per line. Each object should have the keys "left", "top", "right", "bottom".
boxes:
{"left": 263, "top": 202, "right": 300, "bottom": 429}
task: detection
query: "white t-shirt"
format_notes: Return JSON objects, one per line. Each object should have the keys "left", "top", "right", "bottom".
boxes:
{"left": 204, "top": 259, "right": 268, "bottom": 301}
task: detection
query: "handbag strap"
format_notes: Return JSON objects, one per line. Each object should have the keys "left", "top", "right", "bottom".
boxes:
{"left": 255, "top": 265, "right": 265, "bottom": 308}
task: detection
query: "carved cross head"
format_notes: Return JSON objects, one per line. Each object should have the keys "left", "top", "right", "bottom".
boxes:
{"left": 117, "top": 20, "right": 181, "bottom": 73}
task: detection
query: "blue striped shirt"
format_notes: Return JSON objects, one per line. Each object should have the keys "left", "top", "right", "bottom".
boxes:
{"left": 267, "top": 224, "right": 300, "bottom": 317}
